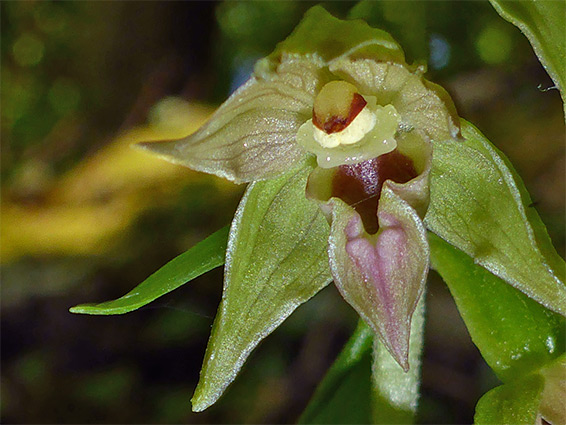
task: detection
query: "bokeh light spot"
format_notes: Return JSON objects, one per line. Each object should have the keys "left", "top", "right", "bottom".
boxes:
{"left": 12, "top": 33, "right": 45, "bottom": 67}
{"left": 476, "top": 24, "right": 513, "bottom": 65}
{"left": 429, "top": 34, "right": 451, "bottom": 70}
{"left": 217, "top": 2, "right": 258, "bottom": 41}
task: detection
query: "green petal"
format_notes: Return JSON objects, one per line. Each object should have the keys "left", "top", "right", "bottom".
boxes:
{"left": 328, "top": 186, "right": 429, "bottom": 371}
{"left": 426, "top": 120, "right": 566, "bottom": 316}
{"left": 429, "top": 233, "right": 565, "bottom": 382}
{"left": 192, "top": 161, "right": 332, "bottom": 411}
{"left": 138, "top": 56, "right": 324, "bottom": 183}
{"left": 474, "top": 374, "right": 544, "bottom": 425}
{"left": 261, "top": 5, "right": 405, "bottom": 70}
{"left": 330, "top": 58, "right": 460, "bottom": 143}
{"left": 69, "top": 226, "right": 228, "bottom": 315}
{"left": 488, "top": 0, "right": 565, "bottom": 118}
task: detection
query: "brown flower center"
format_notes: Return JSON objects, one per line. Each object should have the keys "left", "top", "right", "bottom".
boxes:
{"left": 332, "top": 151, "right": 418, "bottom": 234}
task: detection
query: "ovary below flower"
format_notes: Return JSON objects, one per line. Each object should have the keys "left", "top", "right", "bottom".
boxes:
{"left": 297, "top": 80, "right": 401, "bottom": 168}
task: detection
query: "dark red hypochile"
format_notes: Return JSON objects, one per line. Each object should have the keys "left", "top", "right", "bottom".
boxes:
{"left": 332, "top": 150, "right": 418, "bottom": 234}
{"left": 313, "top": 93, "right": 367, "bottom": 134}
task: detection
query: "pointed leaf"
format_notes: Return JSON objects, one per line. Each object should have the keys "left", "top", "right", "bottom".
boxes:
{"left": 371, "top": 295, "right": 425, "bottom": 424}
{"left": 138, "top": 56, "right": 324, "bottom": 183}
{"left": 474, "top": 374, "right": 544, "bottom": 425}
{"left": 429, "top": 233, "right": 565, "bottom": 382}
{"left": 69, "top": 226, "right": 228, "bottom": 315}
{"left": 425, "top": 120, "right": 566, "bottom": 316}
{"left": 192, "top": 162, "right": 332, "bottom": 411}
{"left": 262, "top": 5, "right": 405, "bottom": 68}
{"left": 298, "top": 320, "right": 374, "bottom": 424}
{"left": 488, "top": 0, "right": 565, "bottom": 117}
{"left": 328, "top": 185, "right": 429, "bottom": 371}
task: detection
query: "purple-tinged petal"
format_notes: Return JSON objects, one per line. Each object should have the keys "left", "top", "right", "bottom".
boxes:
{"left": 137, "top": 55, "right": 326, "bottom": 183}
{"left": 328, "top": 188, "right": 429, "bottom": 370}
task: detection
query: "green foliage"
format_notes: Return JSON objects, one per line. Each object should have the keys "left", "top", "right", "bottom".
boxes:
{"left": 489, "top": 0, "right": 566, "bottom": 117}
{"left": 474, "top": 374, "right": 544, "bottom": 425}
{"left": 192, "top": 162, "right": 332, "bottom": 411}
{"left": 426, "top": 120, "right": 566, "bottom": 317}
{"left": 429, "top": 233, "right": 565, "bottom": 382}
{"left": 70, "top": 226, "right": 229, "bottom": 315}
{"left": 298, "top": 320, "right": 373, "bottom": 424}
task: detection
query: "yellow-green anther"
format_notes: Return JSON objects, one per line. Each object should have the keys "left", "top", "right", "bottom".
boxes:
{"left": 297, "top": 79, "right": 401, "bottom": 168}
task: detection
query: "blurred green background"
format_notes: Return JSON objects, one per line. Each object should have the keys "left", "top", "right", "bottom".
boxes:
{"left": 1, "top": 1, "right": 564, "bottom": 423}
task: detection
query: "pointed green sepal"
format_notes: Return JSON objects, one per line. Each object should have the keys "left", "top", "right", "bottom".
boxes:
{"left": 261, "top": 5, "right": 406, "bottom": 70}
{"left": 137, "top": 57, "right": 325, "bottom": 183}
{"left": 192, "top": 161, "right": 332, "bottom": 411}
{"left": 426, "top": 120, "right": 566, "bottom": 316}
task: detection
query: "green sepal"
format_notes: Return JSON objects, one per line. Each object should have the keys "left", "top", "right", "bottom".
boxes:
{"left": 69, "top": 226, "right": 229, "bottom": 315}
{"left": 260, "top": 5, "right": 406, "bottom": 72}
{"left": 488, "top": 0, "right": 565, "bottom": 118}
{"left": 426, "top": 120, "right": 566, "bottom": 316}
{"left": 192, "top": 161, "right": 332, "bottom": 412}
{"left": 474, "top": 374, "right": 544, "bottom": 425}
{"left": 429, "top": 233, "right": 565, "bottom": 382}
{"left": 137, "top": 56, "right": 324, "bottom": 184}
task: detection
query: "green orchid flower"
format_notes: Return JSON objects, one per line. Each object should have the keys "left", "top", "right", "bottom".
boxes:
{"left": 133, "top": 6, "right": 565, "bottom": 412}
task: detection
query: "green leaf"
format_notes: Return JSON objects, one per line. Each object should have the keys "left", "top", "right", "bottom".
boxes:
{"left": 69, "top": 227, "right": 229, "bottom": 315}
{"left": 192, "top": 162, "right": 332, "bottom": 412}
{"left": 371, "top": 295, "right": 425, "bottom": 424}
{"left": 429, "top": 233, "right": 565, "bottom": 382}
{"left": 425, "top": 120, "right": 566, "bottom": 316}
{"left": 488, "top": 0, "right": 565, "bottom": 117}
{"left": 261, "top": 5, "right": 406, "bottom": 69}
{"left": 298, "top": 320, "right": 373, "bottom": 424}
{"left": 474, "top": 374, "right": 544, "bottom": 425}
